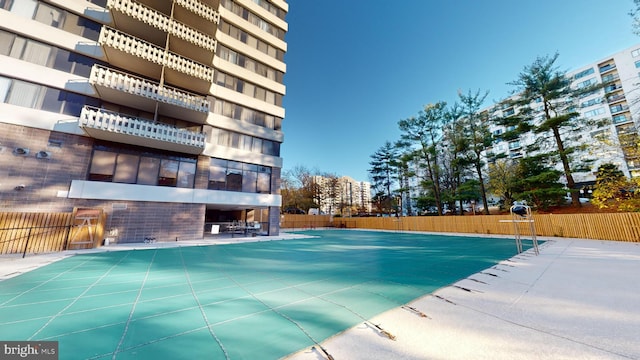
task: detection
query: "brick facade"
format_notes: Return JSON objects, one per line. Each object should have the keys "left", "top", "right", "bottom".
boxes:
{"left": 0, "top": 123, "right": 92, "bottom": 212}
{"left": 0, "top": 123, "right": 208, "bottom": 243}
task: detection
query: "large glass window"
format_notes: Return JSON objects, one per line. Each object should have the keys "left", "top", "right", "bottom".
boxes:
{"left": 113, "top": 154, "right": 139, "bottom": 183}
{"left": 40, "top": 88, "right": 63, "bottom": 113}
{"left": 208, "top": 159, "right": 227, "bottom": 190}
{"left": 0, "top": 77, "right": 11, "bottom": 102}
{"left": 257, "top": 166, "right": 271, "bottom": 193}
{"left": 138, "top": 157, "right": 160, "bottom": 185}
{"left": 207, "top": 158, "right": 272, "bottom": 193}
{"left": 242, "top": 164, "right": 258, "bottom": 192}
{"left": 88, "top": 147, "right": 197, "bottom": 188}
{"left": 158, "top": 159, "right": 179, "bottom": 187}
{"left": 8, "top": 0, "right": 37, "bottom": 18}
{"left": 216, "top": 44, "right": 283, "bottom": 83}
{"left": 3, "top": 0, "right": 100, "bottom": 41}
{"left": 0, "top": 76, "right": 99, "bottom": 115}
{"left": 212, "top": 98, "right": 283, "bottom": 131}
{"left": 7, "top": 81, "right": 40, "bottom": 108}
{"left": 89, "top": 150, "right": 116, "bottom": 181}
{"left": 0, "top": 29, "right": 103, "bottom": 76}
{"left": 177, "top": 161, "right": 196, "bottom": 188}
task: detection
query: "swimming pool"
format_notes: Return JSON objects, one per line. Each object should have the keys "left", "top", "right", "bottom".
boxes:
{"left": 0, "top": 230, "right": 529, "bottom": 359}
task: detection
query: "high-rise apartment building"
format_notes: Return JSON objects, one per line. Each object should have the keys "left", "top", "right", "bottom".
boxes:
{"left": 312, "top": 175, "right": 372, "bottom": 216}
{"left": 485, "top": 43, "right": 640, "bottom": 187}
{"left": 0, "top": 0, "right": 287, "bottom": 242}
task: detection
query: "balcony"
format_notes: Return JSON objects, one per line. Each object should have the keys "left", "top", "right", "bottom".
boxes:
{"left": 604, "top": 84, "right": 623, "bottom": 94}
{"left": 606, "top": 93, "right": 626, "bottom": 104}
{"left": 610, "top": 104, "right": 629, "bottom": 115}
{"left": 613, "top": 114, "right": 632, "bottom": 125}
{"left": 79, "top": 106, "right": 205, "bottom": 154}
{"left": 601, "top": 73, "right": 620, "bottom": 83}
{"left": 599, "top": 63, "right": 616, "bottom": 73}
{"left": 131, "top": 0, "right": 220, "bottom": 36}
{"left": 98, "top": 26, "right": 214, "bottom": 93}
{"left": 89, "top": 65, "right": 209, "bottom": 123}
{"left": 174, "top": 0, "right": 221, "bottom": 36}
{"left": 107, "top": 0, "right": 217, "bottom": 64}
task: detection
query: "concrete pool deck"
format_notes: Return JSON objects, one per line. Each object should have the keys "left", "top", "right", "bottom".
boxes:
{"left": 2, "top": 232, "right": 639, "bottom": 359}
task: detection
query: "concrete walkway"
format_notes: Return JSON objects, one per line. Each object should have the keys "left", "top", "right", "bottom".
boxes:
{"left": 287, "top": 238, "right": 640, "bottom": 360}
{"left": 2, "top": 234, "right": 639, "bottom": 359}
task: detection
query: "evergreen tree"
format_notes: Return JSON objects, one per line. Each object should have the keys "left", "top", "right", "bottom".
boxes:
{"left": 368, "top": 141, "right": 400, "bottom": 216}
{"left": 508, "top": 53, "right": 603, "bottom": 206}
{"left": 513, "top": 155, "right": 566, "bottom": 210}
{"left": 398, "top": 102, "right": 449, "bottom": 215}
{"left": 457, "top": 89, "right": 493, "bottom": 214}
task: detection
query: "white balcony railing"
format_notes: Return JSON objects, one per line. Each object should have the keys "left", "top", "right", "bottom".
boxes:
{"left": 80, "top": 106, "right": 205, "bottom": 148}
{"left": 176, "top": 0, "right": 221, "bottom": 24}
{"left": 99, "top": 27, "right": 214, "bottom": 82}
{"left": 90, "top": 65, "right": 210, "bottom": 112}
{"left": 107, "top": 0, "right": 217, "bottom": 51}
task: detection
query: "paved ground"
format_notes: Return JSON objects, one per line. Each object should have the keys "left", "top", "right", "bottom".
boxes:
{"left": 2, "top": 233, "right": 639, "bottom": 360}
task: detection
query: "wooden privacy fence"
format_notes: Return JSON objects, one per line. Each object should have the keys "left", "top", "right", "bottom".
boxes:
{"left": 0, "top": 208, "right": 106, "bottom": 256}
{"left": 281, "top": 213, "right": 640, "bottom": 242}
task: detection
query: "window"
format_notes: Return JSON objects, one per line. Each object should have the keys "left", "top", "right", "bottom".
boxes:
{"left": 207, "top": 158, "right": 272, "bottom": 193}
{"left": 212, "top": 98, "right": 283, "bottom": 131}
{"left": 242, "top": 164, "right": 257, "bottom": 193}
{"left": 7, "top": 80, "right": 40, "bottom": 108}
{"left": 574, "top": 67, "right": 594, "bottom": 80}
{"left": 208, "top": 159, "right": 227, "bottom": 190}
{"left": 8, "top": 0, "right": 37, "bottom": 18}
{"left": 633, "top": 48, "right": 640, "bottom": 57}
{"left": 257, "top": 166, "right": 271, "bottom": 193}
{"left": 34, "top": 3, "right": 63, "bottom": 27}
{"left": 0, "top": 77, "right": 10, "bottom": 102}
{"left": 577, "top": 78, "right": 595, "bottom": 88}
{"left": 0, "top": 29, "right": 103, "bottom": 76}
{"left": 113, "top": 154, "right": 139, "bottom": 183}
{"left": 583, "top": 107, "right": 605, "bottom": 117}
{"left": 226, "top": 161, "right": 243, "bottom": 192}
{"left": 580, "top": 98, "right": 602, "bottom": 108}
{"left": 137, "top": 157, "right": 160, "bottom": 185}
{"left": 89, "top": 150, "right": 116, "bottom": 181}
{"left": 610, "top": 104, "right": 627, "bottom": 113}
{"left": 635, "top": 60, "right": 640, "bottom": 69}
{"left": 158, "top": 159, "right": 179, "bottom": 187}
{"left": 0, "top": 77, "right": 100, "bottom": 118}
{"left": 613, "top": 114, "right": 629, "bottom": 124}
{"left": 216, "top": 45, "right": 284, "bottom": 83}
{"left": 220, "top": 19, "right": 284, "bottom": 61}
{"left": 177, "top": 162, "right": 196, "bottom": 188}
{"left": 89, "top": 147, "right": 197, "bottom": 188}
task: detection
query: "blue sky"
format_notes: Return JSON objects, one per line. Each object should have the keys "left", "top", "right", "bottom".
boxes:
{"left": 281, "top": 1, "right": 640, "bottom": 182}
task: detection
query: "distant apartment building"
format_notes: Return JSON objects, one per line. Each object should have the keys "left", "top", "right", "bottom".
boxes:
{"left": 485, "top": 43, "right": 640, "bottom": 188}
{"left": 312, "top": 176, "right": 372, "bottom": 216}
{"left": 0, "top": 0, "right": 287, "bottom": 241}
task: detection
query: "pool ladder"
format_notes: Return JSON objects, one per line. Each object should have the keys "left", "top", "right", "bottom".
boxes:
{"left": 508, "top": 205, "right": 539, "bottom": 255}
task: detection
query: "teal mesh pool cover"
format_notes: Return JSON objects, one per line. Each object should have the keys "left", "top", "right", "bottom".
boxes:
{"left": 0, "top": 230, "right": 531, "bottom": 359}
